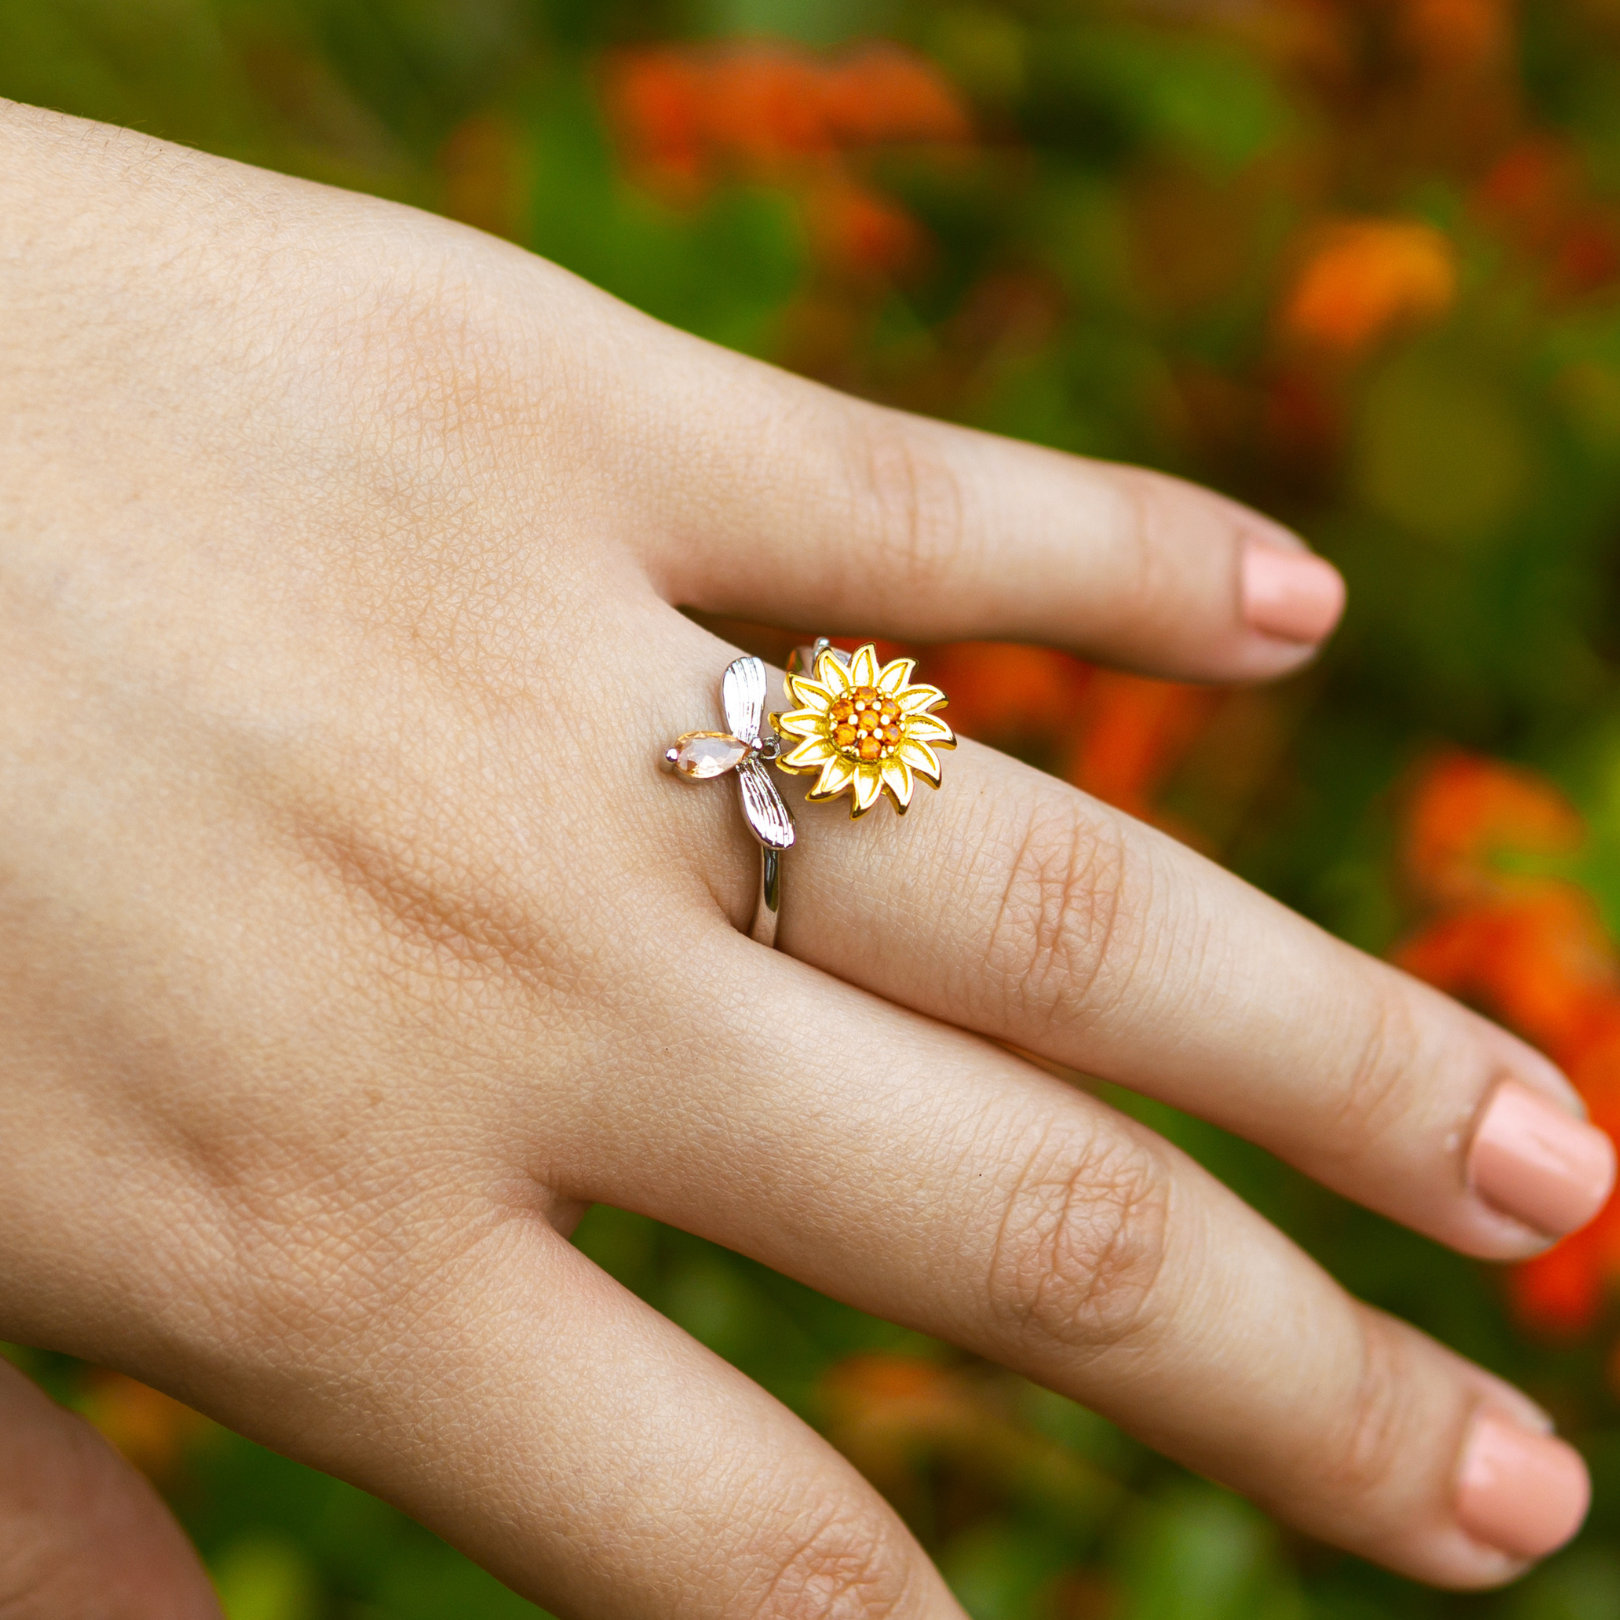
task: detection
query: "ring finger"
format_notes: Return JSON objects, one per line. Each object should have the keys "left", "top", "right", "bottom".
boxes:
{"left": 564, "top": 924, "right": 1589, "bottom": 1588}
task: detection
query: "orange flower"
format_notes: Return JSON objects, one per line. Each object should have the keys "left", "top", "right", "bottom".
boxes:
{"left": 914, "top": 647, "right": 1219, "bottom": 833}
{"left": 1403, "top": 752, "right": 1583, "bottom": 909}
{"left": 699, "top": 49, "right": 830, "bottom": 165}
{"left": 1395, "top": 891, "right": 1616, "bottom": 1077}
{"left": 1395, "top": 755, "right": 1620, "bottom": 1335}
{"left": 806, "top": 178, "right": 927, "bottom": 280}
{"left": 925, "top": 643, "right": 1091, "bottom": 746}
{"left": 604, "top": 51, "right": 708, "bottom": 180}
{"left": 1397, "top": 0, "right": 1511, "bottom": 73}
{"left": 1066, "top": 673, "right": 1218, "bottom": 824}
{"left": 820, "top": 47, "right": 972, "bottom": 147}
{"left": 1281, "top": 220, "right": 1457, "bottom": 355}
{"left": 606, "top": 43, "right": 970, "bottom": 180}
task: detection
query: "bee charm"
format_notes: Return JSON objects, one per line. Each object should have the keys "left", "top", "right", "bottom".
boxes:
{"left": 664, "top": 655, "right": 795, "bottom": 944}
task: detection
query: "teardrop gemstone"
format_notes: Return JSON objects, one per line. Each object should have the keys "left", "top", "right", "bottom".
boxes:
{"left": 671, "top": 731, "right": 749, "bottom": 779}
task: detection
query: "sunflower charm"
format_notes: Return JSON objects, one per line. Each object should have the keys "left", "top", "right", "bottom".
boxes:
{"left": 773, "top": 641, "right": 956, "bottom": 817}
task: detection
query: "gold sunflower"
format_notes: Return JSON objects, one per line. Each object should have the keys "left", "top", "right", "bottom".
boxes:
{"left": 772, "top": 643, "right": 956, "bottom": 816}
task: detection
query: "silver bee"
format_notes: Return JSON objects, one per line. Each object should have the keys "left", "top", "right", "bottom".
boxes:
{"left": 663, "top": 656, "right": 795, "bottom": 853}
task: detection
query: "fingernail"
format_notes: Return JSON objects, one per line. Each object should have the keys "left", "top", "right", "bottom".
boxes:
{"left": 1239, "top": 538, "right": 1346, "bottom": 643}
{"left": 1468, "top": 1078, "right": 1616, "bottom": 1238}
{"left": 1455, "top": 1409, "right": 1589, "bottom": 1561}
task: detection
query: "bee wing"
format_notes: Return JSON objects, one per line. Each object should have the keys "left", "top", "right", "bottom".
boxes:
{"left": 737, "top": 757, "right": 795, "bottom": 851}
{"left": 722, "top": 656, "right": 767, "bottom": 745}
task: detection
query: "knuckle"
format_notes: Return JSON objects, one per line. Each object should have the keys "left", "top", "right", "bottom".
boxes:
{"left": 985, "top": 1122, "right": 1171, "bottom": 1355}
{"left": 1329, "top": 974, "right": 1426, "bottom": 1148}
{"left": 849, "top": 416, "right": 972, "bottom": 591}
{"left": 0, "top": 1415, "right": 116, "bottom": 1615}
{"left": 0, "top": 1543, "right": 70, "bottom": 1618}
{"left": 1117, "top": 477, "right": 1182, "bottom": 632}
{"left": 751, "top": 1504, "right": 922, "bottom": 1620}
{"left": 984, "top": 796, "right": 1137, "bottom": 1036}
{"left": 1317, "top": 1312, "right": 1417, "bottom": 1509}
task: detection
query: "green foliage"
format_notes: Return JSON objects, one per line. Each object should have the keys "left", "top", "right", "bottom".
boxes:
{"left": 1025, "top": 22, "right": 1296, "bottom": 178}
{"left": 213, "top": 1534, "right": 322, "bottom": 1620}
{"left": 524, "top": 72, "right": 804, "bottom": 355}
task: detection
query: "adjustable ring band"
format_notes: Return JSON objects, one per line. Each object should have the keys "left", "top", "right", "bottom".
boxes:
{"left": 754, "top": 845, "right": 783, "bottom": 948}
{"left": 663, "top": 655, "right": 795, "bottom": 949}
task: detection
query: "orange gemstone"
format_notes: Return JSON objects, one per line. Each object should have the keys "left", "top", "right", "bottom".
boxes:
{"left": 835, "top": 724, "right": 858, "bottom": 748}
{"left": 859, "top": 735, "right": 882, "bottom": 760}
{"left": 671, "top": 732, "right": 749, "bottom": 779}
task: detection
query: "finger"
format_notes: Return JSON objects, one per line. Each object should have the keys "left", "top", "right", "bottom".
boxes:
{"left": 157, "top": 1217, "right": 962, "bottom": 1620}
{"left": 569, "top": 931, "right": 1590, "bottom": 1587}
{"left": 640, "top": 346, "right": 1344, "bottom": 682}
{"left": 0, "top": 1356, "right": 220, "bottom": 1619}
{"left": 750, "top": 712, "right": 1611, "bottom": 1263}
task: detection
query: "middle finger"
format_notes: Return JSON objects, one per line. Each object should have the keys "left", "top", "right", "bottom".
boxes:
{"left": 771, "top": 708, "right": 1612, "bottom": 1261}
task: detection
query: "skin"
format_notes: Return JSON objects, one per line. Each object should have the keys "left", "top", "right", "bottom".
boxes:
{"left": 0, "top": 99, "right": 1598, "bottom": 1615}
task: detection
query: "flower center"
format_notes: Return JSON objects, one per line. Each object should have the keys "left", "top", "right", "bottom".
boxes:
{"left": 830, "top": 686, "right": 903, "bottom": 762}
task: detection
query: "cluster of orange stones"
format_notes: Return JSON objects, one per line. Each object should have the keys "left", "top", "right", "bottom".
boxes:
{"left": 831, "top": 686, "right": 903, "bottom": 761}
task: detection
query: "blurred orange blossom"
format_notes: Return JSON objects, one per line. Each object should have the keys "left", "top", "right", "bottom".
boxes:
{"left": 1281, "top": 219, "right": 1458, "bottom": 354}
{"left": 1395, "top": 756, "right": 1620, "bottom": 1336}
{"left": 605, "top": 43, "right": 970, "bottom": 182}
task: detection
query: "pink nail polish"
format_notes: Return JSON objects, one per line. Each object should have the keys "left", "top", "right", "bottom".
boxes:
{"left": 1239, "top": 539, "right": 1346, "bottom": 643}
{"left": 1455, "top": 1410, "right": 1590, "bottom": 1561}
{"left": 1468, "top": 1079, "right": 1616, "bottom": 1238}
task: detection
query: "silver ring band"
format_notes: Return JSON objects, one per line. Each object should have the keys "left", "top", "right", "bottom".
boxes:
{"left": 753, "top": 846, "right": 782, "bottom": 948}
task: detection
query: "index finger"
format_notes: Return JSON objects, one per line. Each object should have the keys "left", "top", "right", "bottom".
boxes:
{"left": 631, "top": 341, "right": 1345, "bottom": 684}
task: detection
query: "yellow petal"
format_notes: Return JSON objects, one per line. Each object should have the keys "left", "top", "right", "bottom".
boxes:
{"left": 812, "top": 756, "right": 857, "bottom": 799}
{"left": 880, "top": 756, "right": 914, "bottom": 808}
{"left": 849, "top": 644, "right": 880, "bottom": 687}
{"left": 904, "top": 714, "right": 955, "bottom": 745}
{"left": 788, "top": 675, "right": 835, "bottom": 712}
{"left": 897, "top": 739, "right": 941, "bottom": 781}
{"left": 898, "top": 684, "right": 947, "bottom": 714}
{"left": 783, "top": 736, "right": 835, "bottom": 769}
{"left": 851, "top": 764, "right": 883, "bottom": 813}
{"left": 876, "top": 657, "right": 915, "bottom": 696}
{"left": 815, "top": 650, "right": 854, "bottom": 695}
{"left": 775, "top": 709, "right": 827, "bottom": 739}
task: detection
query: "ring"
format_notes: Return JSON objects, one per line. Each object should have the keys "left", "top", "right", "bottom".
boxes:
{"left": 663, "top": 656, "right": 795, "bottom": 948}
{"left": 773, "top": 639, "right": 955, "bottom": 817}
{"left": 662, "top": 643, "right": 954, "bottom": 946}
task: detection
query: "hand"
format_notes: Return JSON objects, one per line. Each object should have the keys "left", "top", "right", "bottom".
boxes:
{"left": 1, "top": 100, "right": 1611, "bottom": 1617}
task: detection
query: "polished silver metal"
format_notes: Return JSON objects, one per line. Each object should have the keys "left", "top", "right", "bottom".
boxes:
{"left": 664, "top": 654, "right": 794, "bottom": 948}
{"left": 788, "top": 637, "right": 847, "bottom": 680}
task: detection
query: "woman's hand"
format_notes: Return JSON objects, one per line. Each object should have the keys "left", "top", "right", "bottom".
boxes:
{"left": 1, "top": 100, "right": 1611, "bottom": 1616}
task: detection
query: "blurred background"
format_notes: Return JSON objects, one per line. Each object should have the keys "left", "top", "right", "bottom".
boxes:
{"left": 8, "top": 0, "right": 1620, "bottom": 1614}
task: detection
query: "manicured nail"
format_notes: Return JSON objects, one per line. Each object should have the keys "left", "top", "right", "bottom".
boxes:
{"left": 1468, "top": 1079, "right": 1616, "bottom": 1238}
{"left": 1455, "top": 1409, "right": 1589, "bottom": 1561}
{"left": 1239, "top": 538, "right": 1346, "bottom": 643}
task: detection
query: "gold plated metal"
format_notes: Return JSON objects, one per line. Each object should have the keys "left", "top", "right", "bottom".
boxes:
{"left": 773, "top": 640, "right": 955, "bottom": 817}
